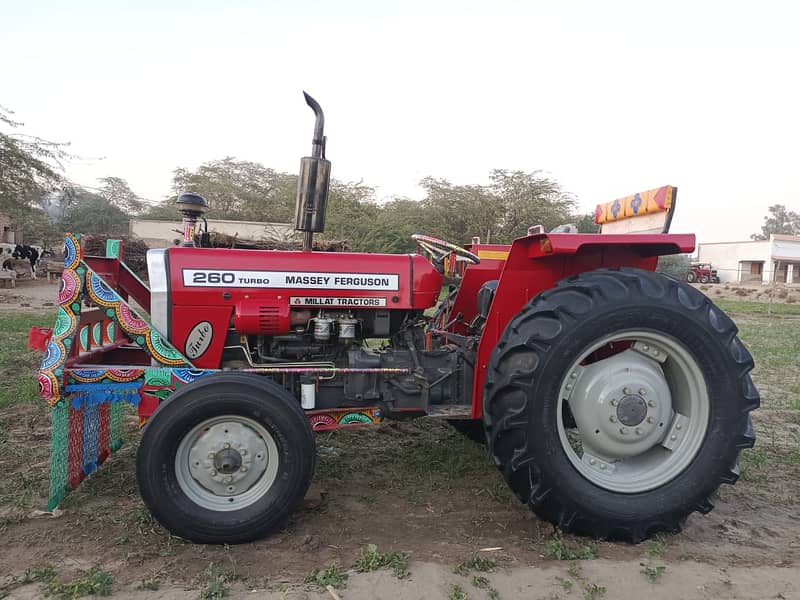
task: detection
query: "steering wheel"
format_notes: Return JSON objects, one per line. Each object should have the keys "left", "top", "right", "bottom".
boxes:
{"left": 411, "top": 234, "right": 480, "bottom": 272}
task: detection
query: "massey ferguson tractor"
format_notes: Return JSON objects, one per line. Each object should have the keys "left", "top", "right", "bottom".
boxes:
{"left": 32, "top": 93, "right": 758, "bottom": 545}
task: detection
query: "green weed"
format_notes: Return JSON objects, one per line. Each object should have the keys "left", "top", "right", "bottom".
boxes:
{"left": 546, "top": 537, "right": 599, "bottom": 560}
{"left": 471, "top": 575, "right": 489, "bottom": 589}
{"left": 583, "top": 583, "right": 606, "bottom": 600}
{"left": 137, "top": 577, "right": 160, "bottom": 591}
{"left": 305, "top": 565, "right": 348, "bottom": 590}
{"left": 646, "top": 533, "right": 667, "bottom": 558}
{"left": 46, "top": 567, "right": 114, "bottom": 599}
{"left": 353, "top": 544, "right": 409, "bottom": 579}
{"left": 200, "top": 564, "right": 229, "bottom": 600}
{"left": 453, "top": 554, "right": 496, "bottom": 575}
{"left": 448, "top": 583, "right": 468, "bottom": 600}
{"left": 641, "top": 564, "right": 666, "bottom": 583}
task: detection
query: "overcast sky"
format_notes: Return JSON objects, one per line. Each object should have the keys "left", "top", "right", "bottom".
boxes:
{"left": 2, "top": 0, "right": 798, "bottom": 243}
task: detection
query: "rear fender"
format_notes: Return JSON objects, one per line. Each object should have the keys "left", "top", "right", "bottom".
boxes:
{"left": 469, "top": 232, "right": 695, "bottom": 418}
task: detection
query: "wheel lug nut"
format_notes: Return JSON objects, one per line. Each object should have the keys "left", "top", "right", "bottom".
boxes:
{"left": 589, "top": 458, "right": 596, "bottom": 465}
{"left": 635, "top": 428, "right": 643, "bottom": 435}
{"left": 670, "top": 435, "right": 677, "bottom": 441}
{"left": 240, "top": 466, "right": 247, "bottom": 472}
{"left": 648, "top": 400, "right": 656, "bottom": 408}
{"left": 639, "top": 388, "right": 646, "bottom": 395}
{"left": 610, "top": 399, "right": 619, "bottom": 407}
{"left": 642, "top": 345, "right": 650, "bottom": 351}
{"left": 570, "top": 372, "right": 578, "bottom": 379}
{"left": 647, "top": 417, "right": 655, "bottom": 424}
{"left": 675, "top": 423, "right": 682, "bottom": 430}
{"left": 620, "top": 427, "right": 628, "bottom": 435}
{"left": 211, "top": 470, "right": 217, "bottom": 476}
{"left": 208, "top": 452, "right": 215, "bottom": 459}
{"left": 240, "top": 449, "right": 247, "bottom": 455}
{"left": 653, "top": 350, "right": 660, "bottom": 357}
{"left": 224, "top": 443, "right": 231, "bottom": 449}
{"left": 599, "top": 463, "right": 607, "bottom": 470}
{"left": 565, "top": 383, "right": 573, "bottom": 391}
{"left": 623, "top": 387, "right": 632, "bottom": 395}
{"left": 224, "top": 476, "right": 233, "bottom": 483}
{"left": 610, "top": 415, "right": 617, "bottom": 423}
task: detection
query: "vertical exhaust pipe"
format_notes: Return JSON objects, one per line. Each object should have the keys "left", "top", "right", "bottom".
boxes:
{"left": 295, "top": 92, "right": 331, "bottom": 251}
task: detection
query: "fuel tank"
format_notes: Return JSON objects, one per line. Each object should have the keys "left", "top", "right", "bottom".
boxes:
{"left": 147, "top": 247, "right": 443, "bottom": 368}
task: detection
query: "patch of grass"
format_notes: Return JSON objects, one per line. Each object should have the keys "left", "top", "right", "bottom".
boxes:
{"left": 567, "top": 562, "right": 582, "bottom": 579}
{"left": 314, "top": 418, "right": 502, "bottom": 498}
{"left": 583, "top": 583, "right": 607, "bottom": 600}
{"left": 471, "top": 575, "right": 489, "bottom": 589}
{"left": 453, "top": 554, "right": 496, "bottom": 575}
{"left": 46, "top": 567, "right": 114, "bottom": 599}
{"left": 0, "top": 312, "right": 54, "bottom": 409}
{"left": 646, "top": 533, "right": 667, "bottom": 558}
{"left": 21, "top": 565, "right": 58, "bottom": 584}
{"left": 200, "top": 564, "right": 229, "bottom": 600}
{"left": 0, "top": 564, "right": 58, "bottom": 597}
{"left": 305, "top": 565, "right": 348, "bottom": 590}
{"left": 715, "top": 298, "right": 800, "bottom": 316}
{"left": 546, "top": 537, "right": 599, "bottom": 560}
{"left": 448, "top": 583, "right": 468, "bottom": 600}
{"left": 136, "top": 577, "right": 160, "bottom": 591}
{"left": 640, "top": 564, "right": 666, "bottom": 583}
{"left": 739, "top": 445, "right": 769, "bottom": 481}
{"left": 353, "top": 544, "right": 409, "bottom": 579}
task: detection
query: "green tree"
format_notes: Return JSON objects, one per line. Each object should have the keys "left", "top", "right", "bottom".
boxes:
{"left": 574, "top": 212, "right": 599, "bottom": 233}
{"left": 99, "top": 176, "right": 144, "bottom": 214}
{"left": 171, "top": 157, "right": 296, "bottom": 222}
{"left": 489, "top": 169, "right": 577, "bottom": 241}
{"left": 0, "top": 105, "right": 68, "bottom": 214}
{"left": 418, "top": 177, "right": 501, "bottom": 245}
{"left": 751, "top": 204, "right": 800, "bottom": 240}
{"left": 60, "top": 187, "right": 129, "bottom": 235}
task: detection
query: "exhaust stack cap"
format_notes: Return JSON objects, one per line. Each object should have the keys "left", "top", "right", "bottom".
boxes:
{"left": 176, "top": 192, "right": 209, "bottom": 216}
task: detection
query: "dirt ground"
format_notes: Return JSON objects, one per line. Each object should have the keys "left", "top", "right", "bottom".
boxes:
{"left": 1, "top": 279, "right": 799, "bottom": 599}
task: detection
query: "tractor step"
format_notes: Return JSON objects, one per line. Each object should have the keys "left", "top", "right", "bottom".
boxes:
{"left": 426, "top": 405, "right": 474, "bottom": 420}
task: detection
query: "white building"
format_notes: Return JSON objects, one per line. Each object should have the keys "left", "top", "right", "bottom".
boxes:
{"left": 697, "top": 234, "right": 800, "bottom": 284}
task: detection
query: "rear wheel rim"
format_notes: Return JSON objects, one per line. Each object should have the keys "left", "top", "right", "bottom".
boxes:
{"left": 557, "top": 330, "right": 709, "bottom": 493}
{"left": 175, "top": 415, "right": 279, "bottom": 511}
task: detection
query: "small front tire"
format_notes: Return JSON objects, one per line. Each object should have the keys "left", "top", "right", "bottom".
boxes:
{"left": 136, "top": 373, "right": 315, "bottom": 544}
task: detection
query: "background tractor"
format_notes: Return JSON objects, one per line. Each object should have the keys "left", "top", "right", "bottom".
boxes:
{"left": 687, "top": 262, "right": 721, "bottom": 283}
{"left": 33, "top": 93, "right": 758, "bottom": 545}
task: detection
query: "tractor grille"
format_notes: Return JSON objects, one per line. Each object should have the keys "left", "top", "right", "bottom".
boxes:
{"left": 259, "top": 305, "right": 281, "bottom": 333}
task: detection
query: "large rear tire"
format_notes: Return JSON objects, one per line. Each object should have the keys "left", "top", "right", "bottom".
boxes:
{"left": 483, "top": 268, "right": 758, "bottom": 542}
{"left": 136, "top": 373, "right": 315, "bottom": 544}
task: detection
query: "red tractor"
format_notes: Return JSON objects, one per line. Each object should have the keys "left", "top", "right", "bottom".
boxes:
{"left": 33, "top": 94, "right": 758, "bottom": 545}
{"left": 687, "top": 262, "right": 720, "bottom": 284}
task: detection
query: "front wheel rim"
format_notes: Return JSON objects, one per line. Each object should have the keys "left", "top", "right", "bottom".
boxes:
{"left": 557, "top": 330, "right": 710, "bottom": 493}
{"left": 175, "top": 415, "right": 279, "bottom": 511}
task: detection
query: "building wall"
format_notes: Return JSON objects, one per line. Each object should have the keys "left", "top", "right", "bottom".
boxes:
{"left": 0, "top": 213, "right": 22, "bottom": 244}
{"left": 130, "top": 219, "right": 294, "bottom": 248}
{"left": 697, "top": 240, "right": 771, "bottom": 283}
{"left": 697, "top": 235, "right": 800, "bottom": 284}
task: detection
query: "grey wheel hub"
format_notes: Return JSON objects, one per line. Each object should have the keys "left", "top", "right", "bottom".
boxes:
{"left": 558, "top": 332, "right": 709, "bottom": 493}
{"left": 176, "top": 416, "right": 279, "bottom": 510}
{"left": 617, "top": 394, "right": 647, "bottom": 426}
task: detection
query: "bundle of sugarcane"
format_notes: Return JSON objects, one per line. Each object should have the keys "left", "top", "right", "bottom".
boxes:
{"left": 204, "top": 231, "right": 349, "bottom": 252}
{"left": 82, "top": 235, "right": 150, "bottom": 279}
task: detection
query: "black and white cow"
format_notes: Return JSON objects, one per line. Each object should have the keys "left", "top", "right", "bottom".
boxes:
{"left": 0, "top": 243, "right": 43, "bottom": 279}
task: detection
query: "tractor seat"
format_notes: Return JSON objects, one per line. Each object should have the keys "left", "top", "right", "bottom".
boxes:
{"left": 470, "top": 279, "right": 499, "bottom": 330}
